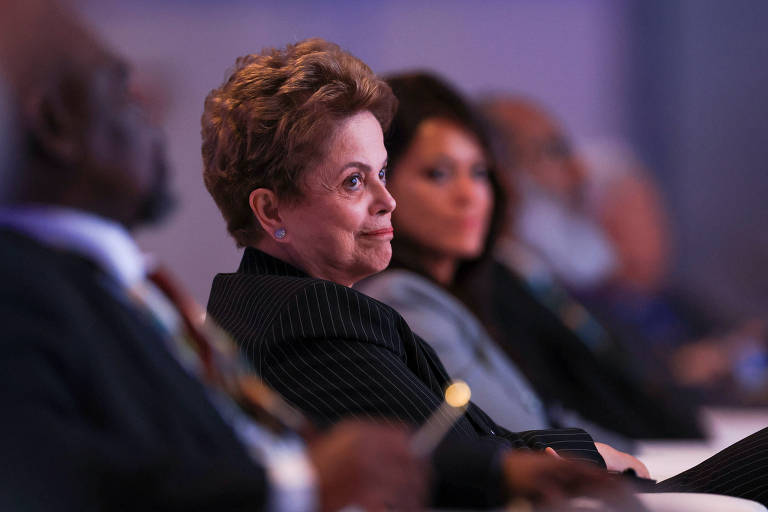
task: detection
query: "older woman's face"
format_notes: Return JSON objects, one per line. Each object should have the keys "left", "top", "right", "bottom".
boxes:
{"left": 279, "top": 111, "right": 395, "bottom": 286}
{"left": 388, "top": 118, "right": 493, "bottom": 260}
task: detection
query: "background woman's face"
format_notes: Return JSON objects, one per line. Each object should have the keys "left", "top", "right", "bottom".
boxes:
{"left": 279, "top": 110, "right": 395, "bottom": 286}
{"left": 388, "top": 118, "right": 493, "bottom": 260}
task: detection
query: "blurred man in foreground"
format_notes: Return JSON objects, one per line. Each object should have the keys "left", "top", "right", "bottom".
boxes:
{"left": 0, "top": 1, "right": 425, "bottom": 510}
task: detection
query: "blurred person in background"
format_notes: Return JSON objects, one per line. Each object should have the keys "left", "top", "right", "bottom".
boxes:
{"left": 580, "top": 141, "right": 669, "bottom": 297}
{"left": 357, "top": 71, "right": 634, "bottom": 451}
{"left": 481, "top": 97, "right": 617, "bottom": 292}
{"left": 579, "top": 140, "right": 768, "bottom": 402}
{"left": 479, "top": 97, "right": 617, "bottom": 297}
{"left": 482, "top": 95, "right": 767, "bottom": 407}
{"left": 0, "top": 1, "right": 426, "bottom": 510}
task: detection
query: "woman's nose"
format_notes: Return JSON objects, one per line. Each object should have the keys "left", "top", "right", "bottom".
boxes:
{"left": 371, "top": 179, "right": 396, "bottom": 215}
{"left": 454, "top": 174, "right": 483, "bottom": 206}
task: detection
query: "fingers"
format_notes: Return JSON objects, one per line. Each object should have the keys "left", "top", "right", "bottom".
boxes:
{"left": 544, "top": 447, "right": 563, "bottom": 459}
{"left": 632, "top": 458, "right": 651, "bottom": 479}
{"left": 596, "top": 442, "right": 651, "bottom": 479}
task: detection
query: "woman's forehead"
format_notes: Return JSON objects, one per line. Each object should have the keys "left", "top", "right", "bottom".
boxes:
{"left": 324, "top": 113, "right": 386, "bottom": 167}
{"left": 410, "top": 119, "right": 485, "bottom": 161}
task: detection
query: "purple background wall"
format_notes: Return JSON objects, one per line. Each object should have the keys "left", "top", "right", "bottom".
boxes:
{"left": 628, "top": 0, "right": 768, "bottom": 320}
{"left": 73, "top": 0, "right": 768, "bottom": 324}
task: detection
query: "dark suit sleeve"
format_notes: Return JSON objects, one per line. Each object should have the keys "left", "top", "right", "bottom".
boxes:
{"left": 518, "top": 429, "right": 606, "bottom": 467}
{"left": 0, "top": 281, "right": 269, "bottom": 512}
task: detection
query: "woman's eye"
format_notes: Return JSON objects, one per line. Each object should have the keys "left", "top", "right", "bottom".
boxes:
{"left": 345, "top": 173, "right": 362, "bottom": 189}
{"left": 378, "top": 168, "right": 387, "bottom": 182}
{"left": 472, "top": 166, "right": 490, "bottom": 180}
{"left": 426, "top": 167, "right": 449, "bottom": 182}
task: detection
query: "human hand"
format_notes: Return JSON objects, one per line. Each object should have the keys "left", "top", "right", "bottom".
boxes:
{"left": 595, "top": 442, "right": 650, "bottom": 479}
{"left": 308, "top": 421, "right": 427, "bottom": 512}
{"left": 502, "top": 450, "right": 637, "bottom": 508}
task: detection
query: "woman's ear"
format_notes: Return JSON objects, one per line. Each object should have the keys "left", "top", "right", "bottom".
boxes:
{"left": 249, "top": 188, "right": 287, "bottom": 241}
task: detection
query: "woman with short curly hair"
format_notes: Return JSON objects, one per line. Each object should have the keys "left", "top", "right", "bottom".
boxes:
{"left": 202, "top": 39, "right": 643, "bottom": 509}
{"left": 201, "top": 38, "right": 397, "bottom": 248}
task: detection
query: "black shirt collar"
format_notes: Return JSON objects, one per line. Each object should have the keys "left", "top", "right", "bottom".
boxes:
{"left": 238, "top": 247, "right": 309, "bottom": 278}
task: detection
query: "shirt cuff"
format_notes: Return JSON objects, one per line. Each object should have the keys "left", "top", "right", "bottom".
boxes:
{"left": 263, "top": 437, "right": 317, "bottom": 512}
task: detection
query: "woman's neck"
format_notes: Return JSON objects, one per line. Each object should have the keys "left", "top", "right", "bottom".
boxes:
{"left": 420, "top": 255, "right": 457, "bottom": 286}
{"left": 254, "top": 239, "right": 309, "bottom": 275}
{"left": 253, "top": 239, "right": 358, "bottom": 287}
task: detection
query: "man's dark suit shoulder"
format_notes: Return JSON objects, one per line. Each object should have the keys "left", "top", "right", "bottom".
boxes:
{"left": 0, "top": 230, "right": 106, "bottom": 365}
{"left": 0, "top": 229, "right": 268, "bottom": 512}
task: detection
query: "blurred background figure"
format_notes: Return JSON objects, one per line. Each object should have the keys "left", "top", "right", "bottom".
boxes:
{"left": 482, "top": 96, "right": 768, "bottom": 407}
{"left": 579, "top": 139, "right": 768, "bottom": 402}
{"left": 480, "top": 97, "right": 616, "bottom": 291}
{"left": 580, "top": 140, "right": 670, "bottom": 295}
{"left": 477, "top": 96, "right": 704, "bottom": 439}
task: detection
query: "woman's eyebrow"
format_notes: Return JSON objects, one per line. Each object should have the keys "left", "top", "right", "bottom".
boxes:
{"left": 338, "top": 161, "right": 370, "bottom": 173}
{"left": 338, "top": 156, "right": 388, "bottom": 174}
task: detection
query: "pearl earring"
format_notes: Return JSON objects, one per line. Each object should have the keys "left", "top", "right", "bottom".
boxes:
{"left": 274, "top": 228, "right": 287, "bottom": 240}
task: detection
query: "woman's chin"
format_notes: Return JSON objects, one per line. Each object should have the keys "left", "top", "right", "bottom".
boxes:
{"left": 358, "top": 245, "right": 393, "bottom": 279}
{"left": 450, "top": 244, "right": 484, "bottom": 261}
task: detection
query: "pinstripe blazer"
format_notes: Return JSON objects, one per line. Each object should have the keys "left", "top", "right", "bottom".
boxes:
{"left": 208, "top": 248, "right": 605, "bottom": 507}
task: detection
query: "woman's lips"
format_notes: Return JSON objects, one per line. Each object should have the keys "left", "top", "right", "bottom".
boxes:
{"left": 361, "top": 227, "right": 394, "bottom": 237}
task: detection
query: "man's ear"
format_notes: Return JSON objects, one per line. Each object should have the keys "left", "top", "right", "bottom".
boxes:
{"left": 249, "top": 188, "right": 287, "bottom": 241}
{"left": 21, "top": 83, "right": 83, "bottom": 167}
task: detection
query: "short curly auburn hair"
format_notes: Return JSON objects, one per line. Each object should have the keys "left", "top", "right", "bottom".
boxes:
{"left": 201, "top": 38, "right": 397, "bottom": 247}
